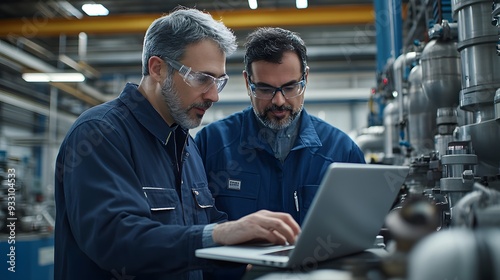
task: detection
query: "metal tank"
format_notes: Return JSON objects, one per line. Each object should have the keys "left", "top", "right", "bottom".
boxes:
{"left": 384, "top": 52, "right": 419, "bottom": 164}
{"left": 407, "top": 64, "right": 437, "bottom": 156}
{"left": 453, "top": 0, "right": 500, "bottom": 183}
{"left": 383, "top": 98, "right": 408, "bottom": 165}
{"left": 420, "top": 31, "right": 461, "bottom": 110}
{"left": 408, "top": 228, "right": 500, "bottom": 280}
{"left": 419, "top": 22, "right": 463, "bottom": 181}
{"left": 354, "top": 126, "right": 385, "bottom": 163}
{"left": 393, "top": 52, "right": 419, "bottom": 124}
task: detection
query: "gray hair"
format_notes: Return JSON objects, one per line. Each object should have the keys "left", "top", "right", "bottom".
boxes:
{"left": 142, "top": 7, "right": 237, "bottom": 75}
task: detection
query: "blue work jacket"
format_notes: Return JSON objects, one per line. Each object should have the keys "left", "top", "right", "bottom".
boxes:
{"left": 54, "top": 83, "right": 227, "bottom": 280}
{"left": 195, "top": 107, "right": 365, "bottom": 224}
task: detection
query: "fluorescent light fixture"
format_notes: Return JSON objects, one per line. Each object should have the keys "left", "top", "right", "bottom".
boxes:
{"left": 248, "top": 0, "right": 258, "bottom": 9}
{"left": 22, "top": 73, "right": 86, "bottom": 82}
{"left": 296, "top": 0, "right": 308, "bottom": 9}
{"left": 82, "top": 4, "right": 109, "bottom": 16}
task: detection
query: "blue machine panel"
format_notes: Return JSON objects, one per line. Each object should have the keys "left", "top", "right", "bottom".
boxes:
{"left": 0, "top": 234, "right": 54, "bottom": 280}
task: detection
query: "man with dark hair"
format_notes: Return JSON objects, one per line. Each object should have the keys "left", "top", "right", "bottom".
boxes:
{"left": 54, "top": 10, "right": 300, "bottom": 280}
{"left": 195, "top": 27, "right": 365, "bottom": 278}
{"left": 197, "top": 26, "right": 365, "bottom": 224}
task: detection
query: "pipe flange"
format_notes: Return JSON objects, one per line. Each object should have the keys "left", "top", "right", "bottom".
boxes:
{"left": 441, "top": 154, "right": 478, "bottom": 165}
{"left": 460, "top": 86, "right": 500, "bottom": 111}
{"left": 440, "top": 177, "right": 474, "bottom": 192}
{"left": 452, "top": 0, "right": 492, "bottom": 15}
{"left": 456, "top": 35, "right": 498, "bottom": 51}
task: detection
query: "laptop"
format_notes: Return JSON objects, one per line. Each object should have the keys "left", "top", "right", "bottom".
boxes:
{"left": 196, "top": 162, "right": 409, "bottom": 268}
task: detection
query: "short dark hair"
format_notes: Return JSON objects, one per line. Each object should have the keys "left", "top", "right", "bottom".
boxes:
{"left": 244, "top": 27, "right": 308, "bottom": 78}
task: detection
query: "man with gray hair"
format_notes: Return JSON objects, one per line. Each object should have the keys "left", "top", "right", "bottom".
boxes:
{"left": 54, "top": 8, "right": 300, "bottom": 280}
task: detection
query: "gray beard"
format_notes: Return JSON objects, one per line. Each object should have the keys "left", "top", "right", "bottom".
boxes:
{"left": 161, "top": 76, "right": 207, "bottom": 129}
{"left": 253, "top": 104, "right": 303, "bottom": 130}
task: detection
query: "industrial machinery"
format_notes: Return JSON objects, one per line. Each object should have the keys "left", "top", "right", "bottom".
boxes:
{"left": 362, "top": 0, "right": 500, "bottom": 279}
{"left": 0, "top": 152, "right": 55, "bottom": 280}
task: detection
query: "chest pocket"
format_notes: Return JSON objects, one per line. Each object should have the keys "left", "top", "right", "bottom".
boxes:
{"left": 209, "top": 171, "right": 260, "bottom": 221}
{"left": 191, "top": 185, "right": 215, "bottom": 224}
{"left": 143, "top": 187, "right": 179, "bottom": 224}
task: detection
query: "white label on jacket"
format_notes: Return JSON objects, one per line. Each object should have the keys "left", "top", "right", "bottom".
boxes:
{"left": 227, "top": 179, "right": 241, "bottom": 190}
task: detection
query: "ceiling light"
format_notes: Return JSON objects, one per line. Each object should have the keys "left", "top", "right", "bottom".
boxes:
{"left": 22, "top": 73, "right": 86, "bottom": 82}
{"left": 248, "top": 0, "right": 258, "bottom": 10}
{"left": 82, "top": 4, "right": 109, "bottom": 16}
{"left": 296, "top": 0, "right": 308, "bottom": 9}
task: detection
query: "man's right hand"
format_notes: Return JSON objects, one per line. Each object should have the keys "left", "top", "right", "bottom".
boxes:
{"left": 212, "top": 210, "right": 301, "bottom": 246}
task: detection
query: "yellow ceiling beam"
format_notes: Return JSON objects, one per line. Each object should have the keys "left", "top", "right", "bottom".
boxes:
{"left": 215, "top": 5, "right": 376, "bottom": 29}
{"left": 0, "top": 5, "right": 379, "bottom": 37}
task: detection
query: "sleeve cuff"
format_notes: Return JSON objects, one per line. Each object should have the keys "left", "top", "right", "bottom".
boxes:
{"left": 202, "top": 223, "right": 219, "bottom": 248}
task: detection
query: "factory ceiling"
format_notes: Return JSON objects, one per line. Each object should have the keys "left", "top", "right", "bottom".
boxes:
{"left": 0, "top": 0, "right": 412, "bottom": 115}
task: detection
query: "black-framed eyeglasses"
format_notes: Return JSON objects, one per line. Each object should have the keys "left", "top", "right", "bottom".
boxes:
{"left": 160, "top": 56, "right": 229, "bottom": 93}
{"left": 247, "top": 74, "right": 306, "bottom": 100}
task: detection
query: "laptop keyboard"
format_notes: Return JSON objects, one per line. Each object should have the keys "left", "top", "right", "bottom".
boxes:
{"left": 264, "top": 248, "right": 293, "bottom": 256}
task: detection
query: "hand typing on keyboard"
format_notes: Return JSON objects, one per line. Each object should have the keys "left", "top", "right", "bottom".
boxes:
{"left": 212, "top": 210, "right": 301, "bottom": 246}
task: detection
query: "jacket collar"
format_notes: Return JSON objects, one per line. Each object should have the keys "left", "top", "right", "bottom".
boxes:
{"left": 119, "top": 83, "right": 178, "bottom": 145}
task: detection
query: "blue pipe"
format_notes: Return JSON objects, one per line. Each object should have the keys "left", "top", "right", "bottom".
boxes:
{"left": 374, "top": 0, "right": 403, "bottom": 75}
